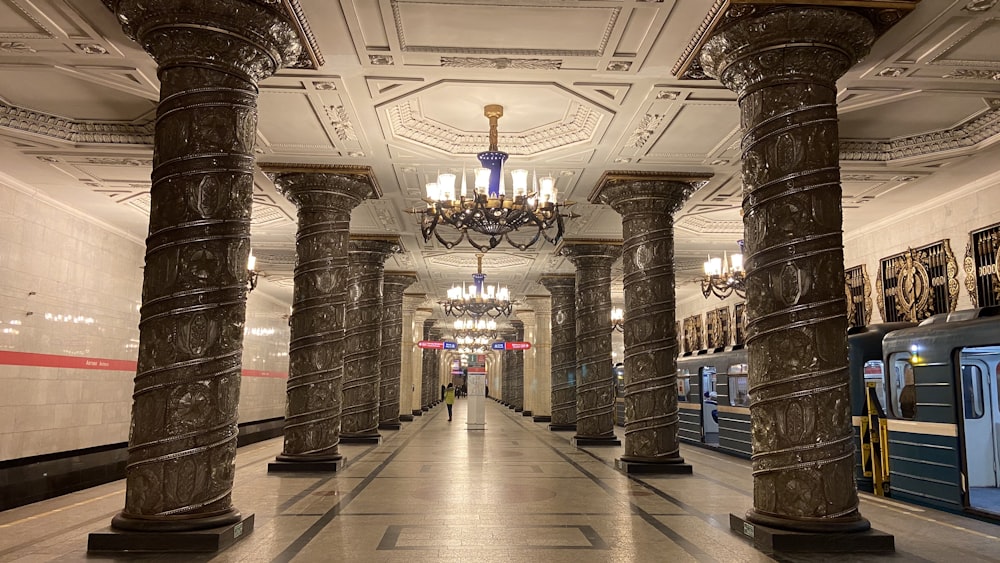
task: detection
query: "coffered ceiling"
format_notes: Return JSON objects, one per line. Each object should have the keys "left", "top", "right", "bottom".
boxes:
{"left": 2, "top": 0, "right": 1000, "bottom": 320}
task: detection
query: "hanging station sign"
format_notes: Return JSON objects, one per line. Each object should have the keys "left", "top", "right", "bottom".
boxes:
{"left": 490, "top": 341, "right": 532, "bottom": 351}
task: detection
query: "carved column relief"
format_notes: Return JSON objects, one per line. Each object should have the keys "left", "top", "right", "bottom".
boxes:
{"left": 407, "top": 307, "right": 432, "bottom": 416}
{"left": 701, "top": 6, "right": 878, "bottom": 533}
{"left": 421, "top": 320, "right": 436, "bottom": 410}
{"left": 562, "top": 243, "right": 622, "bottom": 443}
{"left": 512, "top": 320, "right": 525, "bottom": 412}
{"left": 594, "top": 174, "right": 708, "bottom": 470}
{"left": 107, "top": 0, "right": 300, "bottom": 533}
{"left": 525, "top": 296, "right": 553, "bottom": 420}
{"left": 379, "top": 274, "right": 418, "bottom": 429}
{"left": 266, "top": 169, "right": 377, "bottom": 469}
{"left": 342, "top": 238, "right": 400, "bottom": 441}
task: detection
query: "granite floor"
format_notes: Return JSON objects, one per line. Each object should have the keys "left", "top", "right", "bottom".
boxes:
{"left": 1, "top": 399, "right": 999, "bottom": 562}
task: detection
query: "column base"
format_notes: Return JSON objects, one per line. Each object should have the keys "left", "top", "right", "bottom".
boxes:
{"left": 730, "top": 513, "right": 894, "bottom": 554}
{"left": 412, "top": 409, "right": 423, "bottom": 416}
{"left": 268, "top": 457, "right": 346, "bottom": 473}
{"left": 466, "top": 422, "right": 486, "bottom": 431}
{"left": 399, "top": 414, "right": 414, "bottom": 422}
{"left": 572, "top": 436, "right": 622, "bottom": 447}
{"left": 549, "top": 423, "right": 576, "bottom": 431}
{"left": 421, "top": 406, "right": 429, "bottom": 411}
{"left": 521, "top": 410, "right": 532, "bottom": 416}
{"left": 378, "top": 421, "right": 402, "bottom": 430}
{"left": 533, "top": 415, "right": 551, "bottom": 423}
{"left": 339, "top": 432, "right": 381, "bottom": 444}
{"left": 615, "top": 458, "right": 692, "bottom": 475}
{"left": 514, "top": 407, "right": 524, "bottom": 413}
{"left": 89, "top": 514, "right": 253, "bottom": 553}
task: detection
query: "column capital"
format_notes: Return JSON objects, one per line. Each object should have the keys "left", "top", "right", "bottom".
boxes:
{"left": 349, "top": 236, "right": 403, "bottom": 262}
{"left": 558, "top": 240, "right": 622, "bottom": 269}
{"left": 383, "top": 272, "right": 419, "bottom": 291}
{"left": 263, "top": 165, "right": 381, "bottom": 211}
{"left": 590, "top": 171, "right": 713, "bottom": 216}
{"left": 539, "top": 274, "right": 576, "bottom": 294}
{"left": 112, "top": 0, "right": 301, "bottom": 83}
{"left": 672, "top": 1, "right": 919, "bottom": 80}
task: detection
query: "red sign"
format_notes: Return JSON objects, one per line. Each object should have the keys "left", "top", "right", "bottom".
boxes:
{"left": 489, "top": 341, "right": 531, "bottom": 351}
{"left": 418, "top": 340, "right": 444, "bottom": 349}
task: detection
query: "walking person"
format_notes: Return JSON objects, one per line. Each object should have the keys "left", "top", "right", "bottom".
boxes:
{"left": 445, "top": 383, "right": 456, "bottom": 421}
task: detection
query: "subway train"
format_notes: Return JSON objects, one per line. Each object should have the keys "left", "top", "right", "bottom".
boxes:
{"left": 614, "top": 308, "right": 1000, "bottom": 520}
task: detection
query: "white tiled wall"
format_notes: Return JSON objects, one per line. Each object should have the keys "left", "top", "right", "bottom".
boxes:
{"left": 677, "top": 179, "right": 1000, "bottom": 327}
{"left": 0, "top": 182, "right": 291, "bottom": 461}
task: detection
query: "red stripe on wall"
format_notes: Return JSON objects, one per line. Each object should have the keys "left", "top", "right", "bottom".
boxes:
{"left": 0, "top": 351, "right": 287, "bottom": 378}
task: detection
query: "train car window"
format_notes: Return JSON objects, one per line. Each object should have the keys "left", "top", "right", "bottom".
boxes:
{"left": 677, "top": 369, "right": 691, "bottom": 402}
{"left": 728, "top": 363, "right": 750, "bottom": 407}
{"left": 863, "top": 360, "right": 887, "bottom": 411}
{"left": 960, "top": 364, "right": 985, "bottom": 420}
{"left": 888, "top": 353, "right": 916, "bottom": 419}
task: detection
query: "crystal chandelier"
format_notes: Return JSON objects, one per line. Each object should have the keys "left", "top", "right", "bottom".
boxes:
{"left": 440, "top": 253, "right": 513, "bottom": 318}
{"left": 411, "top": 104, "right": 576, "bottom": 252}
{"left": 701, "top": 240, "right": 746, "bottom": 300}
{"left": 611, "top": 307, "right": 624, "bottom": 333}
{"left": 452, "top": 318, "right": 499, "bottom": 341}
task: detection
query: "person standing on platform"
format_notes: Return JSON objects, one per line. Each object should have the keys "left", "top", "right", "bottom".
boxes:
{"left": 445, "top": 383, "right": 456, "bottom": 421}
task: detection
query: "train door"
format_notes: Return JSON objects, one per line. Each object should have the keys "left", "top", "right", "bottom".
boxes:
{"left": 959, "top": 348, "right": 1000, "bottom": 515}
{"left": 701, "top": 366, "right": 719, "bottom": 445}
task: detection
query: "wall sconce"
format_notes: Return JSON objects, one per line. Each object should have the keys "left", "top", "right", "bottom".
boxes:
{"left": 611, "top": 307, "right": 624, "bottom": 333}
{"left": 247, "top": 250, "right": 259, "bottom": 294}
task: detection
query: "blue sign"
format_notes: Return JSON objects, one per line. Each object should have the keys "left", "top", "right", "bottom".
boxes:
{"left": 443, "top": 341, "right": 457, "bottom": 350}
{"left": 491, "top": 342, "right": 505, "bottom": 350}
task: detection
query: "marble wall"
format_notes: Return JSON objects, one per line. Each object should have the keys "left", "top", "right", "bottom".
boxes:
{"left": 0, "top": 181, "right": 290, "bottom": 461}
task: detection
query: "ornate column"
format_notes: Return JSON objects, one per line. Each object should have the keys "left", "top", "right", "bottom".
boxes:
{"left": 525, "top": 296, "right": 552, "bottom": 422}
{"left": 540, "top": 275, "right": 577, "bottom": 431}
{"left": 500, "top": 327, "right": 516, "bottom": 407}
{"left": 264, "top": 167, "right": 379, "bottom": 473}
{"left": 512, "top": 320, "right": 525, "bottom": 412}
{"left": 379, "top": 273, "right": 418, "bottom": 429}
{"left": 90, "top": 0, "right": 300, "bottom": 547}
{"left": 421, "top": 321, "right": 439, "bottom": 410}
{"left": 593, "top": 172, "right": 711, "bottom": 474}
{"left": 407, "top": 306, "right": 432, "bottom": 416}
{"left": 341, "top": 237, "right": 400, "bottom": 443}
{"left": 689, "top": 2, "right": 915, "bottom": 547}
{"left": 561, "top": 241, "right": 622, "bottom": 446}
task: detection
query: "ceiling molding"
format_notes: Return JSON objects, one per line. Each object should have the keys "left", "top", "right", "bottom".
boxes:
{"left": 0, "top": 101, "right": 153, "bottom": 145}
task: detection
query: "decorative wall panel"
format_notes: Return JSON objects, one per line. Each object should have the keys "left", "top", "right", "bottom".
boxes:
{"left": 877, "top": 240, "right": 959, "bottom": 322}
{"left": 965, "top": 221, "right": 1000, "bottom": 308}
{"left": 682, "top": 314, "right": 703, "bottom": 353}
{"left": 845, "top": 264, "right": 872, "bottom": 328}
{"left": 733, "top": 302, "right": 746, "bottom": 347}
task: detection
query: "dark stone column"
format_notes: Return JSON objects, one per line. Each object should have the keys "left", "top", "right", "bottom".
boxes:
{"left": 512, "top": 321, "right": 525, "bottom": 412}
{"left": 92, "top": 0, "right": 299, "bottom": 543}
{"left": 593, "top": 173, "right": 712, "bottom": 474}
{"left": 540, "top": 275, "right": 577, "bottom": 431}
{"left": 561, "top": 242, "right": 622, "bottom": 446}
{"left": 341, "top": 238, "right": 400, "bottom": 443}
{"left": 500, "top": 327, "right": 515, "bottom": 407}
{"left": 379, "top": 273, "right": 418, "bottom": 430}
{"left": 264, "top": 168, "right": 379, "bottom": 472}
{"left": 421, "top": 321, "right": 439, "bottom": 410}
{"left": 697, "top": 4, "right": 903, "bottom": 544}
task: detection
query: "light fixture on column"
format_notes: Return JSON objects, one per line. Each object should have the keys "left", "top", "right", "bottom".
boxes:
{"left": 701, "top": 240, "right": 746, "bottom": 300}
{"left": 247, "top": 250, "right": 259, "bottom": 294}
{"left": 409, "top": 104, "right": 576, "bottom": 252}
{"left": 611, "top": 307, "right": 624, "bottom": 333}
{"left": 440, "top": 253, "right": 513, "bottom": 318}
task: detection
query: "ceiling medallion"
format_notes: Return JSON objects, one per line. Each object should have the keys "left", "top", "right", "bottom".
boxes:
{"left": 409, "top": 104, "right": 576, "bottom": 252}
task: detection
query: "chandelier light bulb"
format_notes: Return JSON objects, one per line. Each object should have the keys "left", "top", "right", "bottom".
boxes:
{"left": 511, "top": 169, "right": 529, "bottom": 197}
{"left": 437, "top": 173, "right": 456, "bottom": 201}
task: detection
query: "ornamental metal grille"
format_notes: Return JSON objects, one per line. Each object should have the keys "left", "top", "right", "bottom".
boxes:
{"left": 878, "top": 240, "right": 958, "bottom": 323}
{"left": 965, "top": 222, "right": 1000, "bottom": 308}
{"left": 682, "top": 314, "right": 704, "bottom": 353}
{"left": 734, "top": 302, "right": 747, "bottom": 347}
{"left": 845, "top": 264, "right": 871, "bottom": 328}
